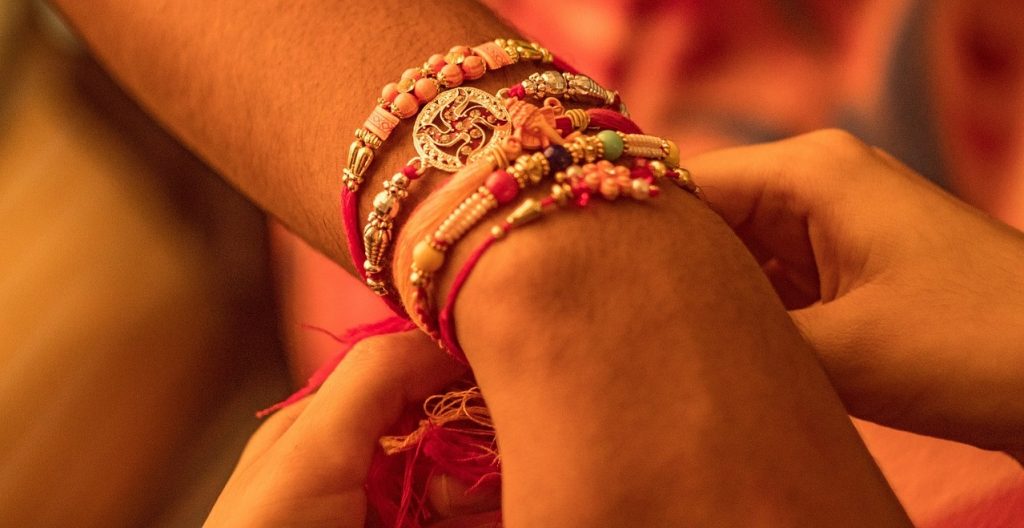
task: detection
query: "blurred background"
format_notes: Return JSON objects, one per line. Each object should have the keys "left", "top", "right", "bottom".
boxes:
{"left": 0, "top": 2, "right": 292, "bottom": 525}
{"left": 1, "top": 0, "right": 1022, "bottom": 526}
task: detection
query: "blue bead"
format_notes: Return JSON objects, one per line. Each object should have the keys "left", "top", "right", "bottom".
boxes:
{"left": 544, "top": 145, "right": 573, "bottom": 173}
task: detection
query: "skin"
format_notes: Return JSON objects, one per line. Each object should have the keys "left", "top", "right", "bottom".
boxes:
{"left": 686, "top": 130, "right": 1024, "bottom": 456}
{"left": 50, "top": 0, "right": 1021, "bottom": 525}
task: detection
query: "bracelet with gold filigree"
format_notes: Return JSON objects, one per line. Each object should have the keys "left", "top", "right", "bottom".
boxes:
{"left": 341, "top": 39, "right": 557, "bottom": 194}
{"left": 361, "top": 72, "right": 620, "bottom": 297}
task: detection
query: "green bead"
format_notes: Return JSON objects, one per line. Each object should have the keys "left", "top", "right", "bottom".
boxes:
{"left": 597, "top": 130, "right": 624, "bottom": 161}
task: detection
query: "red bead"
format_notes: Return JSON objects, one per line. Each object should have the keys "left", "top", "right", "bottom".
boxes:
{"left": 402, "top": 164, "right": 419, "bottom": 179}
{"left": 485, "top": 170, "right": 519, "bottom": 204}
{"left": 555, "top": 116, "right": 573, "bottom": 136}
{"left": 507, "top": 84, "right": 526, "bottom": 99}
{"left": 630, "top": 165, "right": 654, "bottom": 182}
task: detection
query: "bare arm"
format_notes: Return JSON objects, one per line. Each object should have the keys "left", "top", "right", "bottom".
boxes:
{"left": 51, "top": 0, "right": 528, "bottom": 273}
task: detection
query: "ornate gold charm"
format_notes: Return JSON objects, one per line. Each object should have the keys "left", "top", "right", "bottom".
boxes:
{"left": 413, "top": 87, "right": 511, "bottom": 172}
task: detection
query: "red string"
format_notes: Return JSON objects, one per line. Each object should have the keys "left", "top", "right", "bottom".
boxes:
{"left": 256, "top": 316, "right": 417, "bottom": 418}
{"left": 588, "top": 108, "right": 643, "bottom": 134}
{"left": 341, "top": 188, "right": 409, "bottom": 318}
{"left": 438, "top": 236, "right": 498, "bottom": 363}
{"left": 552, "top": 54, "right": 580, "bottom": 75}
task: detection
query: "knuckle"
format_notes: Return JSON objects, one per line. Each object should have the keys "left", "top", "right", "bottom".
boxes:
{"left": 805, "top": 128, "right": 870, "bottom": 154}
{"left": 789, "top": 129, "right": 879, "bottom": 187}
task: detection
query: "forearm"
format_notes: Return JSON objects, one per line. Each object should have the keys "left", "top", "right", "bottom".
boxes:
{"left": 51, "top": 0, "right": 529, "bottom": 273}
{"left": 447, "top": 187, "right": 911, "bottom": 526}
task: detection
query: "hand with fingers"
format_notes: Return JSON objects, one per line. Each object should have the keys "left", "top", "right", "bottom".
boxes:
{"left": 686, "top": 129, "right": 1024, "bottom": 460}
{"left": 203, "top": 330, "right": 500, "bottom": 528}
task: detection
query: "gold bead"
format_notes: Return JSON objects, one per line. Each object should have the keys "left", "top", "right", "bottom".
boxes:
{"left": 648, "top": 160, "right": 667, "bottom": 178}
{"left": 665, "top": 141, "right": 680, "bottom": 167}
{"left": 630, "top": 178, "right": 651, "bottom": 200}
{"left": 413, "top": 240, "right": 445, "bottom": 272}
{"left": 506, "top": 198, "right": 544, "bottom": 226}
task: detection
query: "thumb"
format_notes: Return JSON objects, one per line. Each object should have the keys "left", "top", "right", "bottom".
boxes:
{"left": 788, "top": 292, "right": 899, "bottom": 422}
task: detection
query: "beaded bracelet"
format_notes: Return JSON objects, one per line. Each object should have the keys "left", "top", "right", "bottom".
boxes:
{"left": 340, "top": 40, "right": 564, "bottom": 316}
{"left": 507, "top": 70, "right": 627, "bottom": 115}
{"left": 342, "top": 39, "right": 559, "bottom": 195}
{"left": 408, "top": 130, "right": 686, "bottom": 344}
{"left": 360, "top": 73, "right": 623, "bottom": 299}
{"left": 434, "top": 161, "right": 703, "bottom": 361}
{"left": 339, "top": 39, "right": 556, "bottom": 308}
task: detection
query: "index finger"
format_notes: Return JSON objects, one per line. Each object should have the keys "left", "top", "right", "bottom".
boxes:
{"left": 277, "top": 330, "right": 466, "bottom": 491}
{"left": 681, "top": 129, "right": 883, "bottom": 294}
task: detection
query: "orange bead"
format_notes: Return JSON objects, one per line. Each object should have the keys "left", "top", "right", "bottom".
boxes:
{"left": 380, "top": 82, "right": 399, "bottom": 103}
{"left": 439, "top": 63, "right": 464, "bottom": 87}
{"left": 392, "top": 92, "right": 419, "bottom": 118}
{"left": 461, "top": 55, "right": 486, "bottom": 80}
{"left": 414, "top": 78, "right": 439, "bottom": 103}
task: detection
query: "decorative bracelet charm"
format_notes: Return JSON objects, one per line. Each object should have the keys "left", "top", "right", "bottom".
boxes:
{"left": 341, "top": 38, "right": 556, "bottom": 194}
{"left": 413, "top": 87, "right": 512, "bottom": 172}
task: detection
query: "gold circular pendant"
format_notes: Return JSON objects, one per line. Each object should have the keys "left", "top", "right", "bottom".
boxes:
{"left": 413, "top": 87, "right": 511, "bottom": 172}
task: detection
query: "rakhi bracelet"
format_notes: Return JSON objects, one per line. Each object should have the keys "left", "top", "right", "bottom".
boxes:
{"left": 436, "top": 160, "right": 704, "bottom": 361}
{"left": 360, "top": 95, "right": 558, "bottom": 297}
{"left": 411, "top": 129, "right": 685, "bottom": 288}
{"left": 342, "top": 39, "right": 559, "bottom": 194}
{"left": 506, "top": 70, "right": 627, "bottom": 115}
{"left": 341, "top": 40, "right": 569, "bottom": 314}
{"left": 360, "top": 76, "right": 623, "bottom": 299}
{"left": 409, "top": 130, "right": 684, "bottom": 343}
{"left": 362, "top": 140, "right": 522, "bottom": 297}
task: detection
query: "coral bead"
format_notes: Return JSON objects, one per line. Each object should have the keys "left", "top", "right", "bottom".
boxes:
{"left": 460, "top": 56, "right": 486, "bottom": 80}
{"left": 381, "top": 82, "right": 400, "bottom": 103}
{"left": 599, "top": 178, "right": 620, "bottom": 200}
{"left": 485, "top": 170, "right": 519, "bottom": 204}
{"left": 392, "top": 92, "right": 419, "bottom": 118}
{"left": 449, "top": 45, "right": 471, "bottom": 56}
{"left": 439, "top": 63, "right": 464, "bottom": 87}
{"left": 413, "top": 241, "right": 445, "bottom": 272}
{"left": 427, "top": 54, "right": 447, "bottom": 73}
{"left": 401, "top": 67, "right": 422, "bottom": 81}
{"left": 414, "top": 78, "right": 439, "bottom": 103}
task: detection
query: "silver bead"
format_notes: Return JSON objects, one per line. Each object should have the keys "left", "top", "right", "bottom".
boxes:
{"left": 391, "top": 173, "right": 410, "bottom": 188}
{"left": 373, "top": 191, "right": 399, "bottom": 218}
